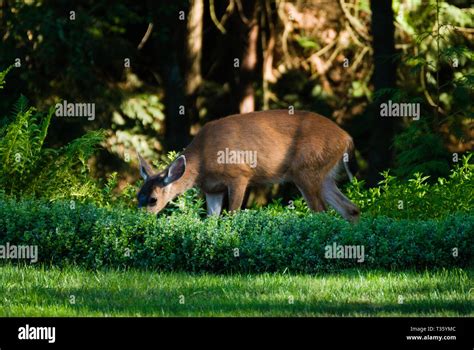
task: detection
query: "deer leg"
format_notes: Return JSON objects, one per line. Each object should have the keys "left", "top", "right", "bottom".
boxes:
{"left": 227, "top": 180, "right": 248, "bottom": 212}
{"left": 205, "top": 192, "right": 225, "bottom": 216}
{"left": 321, "top": 177, "right": 360, "bottom": 222}
{"left": 294, "top": 178, "right": 326, "bottom": 212}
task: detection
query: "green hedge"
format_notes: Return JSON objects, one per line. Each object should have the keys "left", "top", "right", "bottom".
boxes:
{"left": 0, "top": 196, "right": 472, "bottom": 273}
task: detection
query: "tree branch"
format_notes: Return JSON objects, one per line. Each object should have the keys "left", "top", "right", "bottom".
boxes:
{"left": 137, "top": 23, "right": 154, "bottom": 50}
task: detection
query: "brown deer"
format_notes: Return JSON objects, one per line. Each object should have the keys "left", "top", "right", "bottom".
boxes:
{"left": 137, "top": 110, "right": 360, "bottom": 222}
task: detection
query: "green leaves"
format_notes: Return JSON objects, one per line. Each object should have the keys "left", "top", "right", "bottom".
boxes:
{"left": 345, "top": 153, "right": 473, "bottom": 220}
{"left": 0, "top": 70, "right": 105, "bottom": 200}
{"left": 0, "top": 66, "right": 13, "bottom": 90}
{"left": 393, "top": 119, "right": 451, "bottom": 180}
{"left": 295, "top": 36, "right": 319, "bottom": 51}
{"left": 0, "top": 95, "right": 52, "bottom": 188}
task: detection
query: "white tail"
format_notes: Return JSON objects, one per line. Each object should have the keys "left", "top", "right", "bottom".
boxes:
{"left": 137, "top": 110, "right": 360, "bottom": 221}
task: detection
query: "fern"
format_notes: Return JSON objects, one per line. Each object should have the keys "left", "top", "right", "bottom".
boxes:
{"left": 0, "top": 66, "right": 12, "bottom": 90}
{"left": 28, "top": 130, "right": 106, "bottom": 200}
{"left": 0, "top": 92, "right": 105, "bottom": 200}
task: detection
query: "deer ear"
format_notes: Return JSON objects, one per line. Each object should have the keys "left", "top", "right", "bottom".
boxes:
{"left": 137, "top": 153, "right": 154, "bottom": 181}
{"left": 163, "top": 155, "right": 186, "bottom": 186}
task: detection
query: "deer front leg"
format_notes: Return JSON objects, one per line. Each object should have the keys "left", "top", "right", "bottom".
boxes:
{"left": 205, "top": 192, "right": 225, "bottom": 216}
{"left": 227, "top": 180, "right": 248, "bottom": 212}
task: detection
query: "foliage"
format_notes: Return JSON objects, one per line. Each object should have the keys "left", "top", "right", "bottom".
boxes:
{"left": 0, "top": 65, "right": 12, "bottom": 90}
{"left": 0, "top": 71, "right": 105, "bottom": 201}
{"left": 391, "top": 0, "right": 473, "bottom": 177}
{"left": 392, "top": 119, "right": 451, "bottom": 179}
{"left": 0, "top": 0, "right": 179, "bottom": 164}
{"left": 0, "top": 192, "right": 472, "bottom": 273}
{"left": 345, "top": 153, "right": 473, "bottom": 219}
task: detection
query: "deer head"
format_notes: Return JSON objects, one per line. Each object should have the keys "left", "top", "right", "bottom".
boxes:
{"left": 136, "top": 153, "right": 187, "bottom": 214}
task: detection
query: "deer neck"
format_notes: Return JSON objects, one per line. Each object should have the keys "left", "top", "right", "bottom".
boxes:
{"left": 171, "top": 152, "right": 198, "bottom": 196}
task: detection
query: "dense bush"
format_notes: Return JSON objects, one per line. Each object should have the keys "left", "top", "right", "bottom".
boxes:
{"left": 345, "top": 154, "right": 473, "bottom": 220}
{"left": 0, "top": 193, "right": 472, "bottom": 273}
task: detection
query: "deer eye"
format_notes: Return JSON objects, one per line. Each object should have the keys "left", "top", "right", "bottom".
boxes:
{"left": 148, "top": 197, "right": 157, "bottom": 206}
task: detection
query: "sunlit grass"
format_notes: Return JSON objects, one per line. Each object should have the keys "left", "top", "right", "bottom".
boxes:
{"left": 0, "top": 265, "right": 472, "bottom": 316}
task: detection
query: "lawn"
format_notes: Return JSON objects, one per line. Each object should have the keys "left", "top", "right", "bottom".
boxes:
{"left": 0, "top": 265, "right": 472, "bottom": 317}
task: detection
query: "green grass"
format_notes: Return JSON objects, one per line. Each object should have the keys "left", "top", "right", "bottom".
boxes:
{"left": 0, "top": 265, "right": 472, "bottom": 316}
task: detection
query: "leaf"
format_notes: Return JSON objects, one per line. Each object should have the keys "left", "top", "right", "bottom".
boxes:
{"left": 296, "top": 36, "right": 319, "bottom": 50}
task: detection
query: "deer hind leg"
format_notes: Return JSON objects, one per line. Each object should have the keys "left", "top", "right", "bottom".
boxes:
{"left": 321, "top": 177, "right": 360, "bottom": 222}
{"left": 205, "top": 192, "right": 225, "bottom": 216}
{"left": 294, "top": 176, "right": 326, "bottom": 212}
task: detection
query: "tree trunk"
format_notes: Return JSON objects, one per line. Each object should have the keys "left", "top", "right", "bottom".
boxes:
{"left": 262, "top": 0, "right": 276, "bottom": 110}
{"left": 184, "top": 0, "right": 204, "bottom": 137}
{"left": 185, "top": 0, "right": 203, "bottom": 97}
{"left": 238, "top": 1, "right": 259, "bottom": 114}
{"left": 163, "top": 55, "right": 188, "bottom": 152}
{"left": 367, "top": 0, "right": 397, "bottom": 186}
{"left": 161, "top": 1, "right": 205, "bottom": 152}
{"left": 161, "top": 18, "right": 188, "bottom": 152}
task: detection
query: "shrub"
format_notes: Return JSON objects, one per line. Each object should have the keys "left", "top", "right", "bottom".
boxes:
{"left": 345, "top": 153, "right": 473, "bottom": 220}
{"left": 0, "top": 67, "right": 106, "bottom": 202}
{"left": 0, "top": 193, "right": 472, "bottom": 273}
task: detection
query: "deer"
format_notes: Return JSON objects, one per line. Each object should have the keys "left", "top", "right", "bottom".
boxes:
{"left": 137, "top": 109, "right": 360, "bottom": 222}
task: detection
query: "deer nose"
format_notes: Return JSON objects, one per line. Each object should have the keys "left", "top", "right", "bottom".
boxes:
{"left": 137, "top": 194, "right": 147, "bottom": 209}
